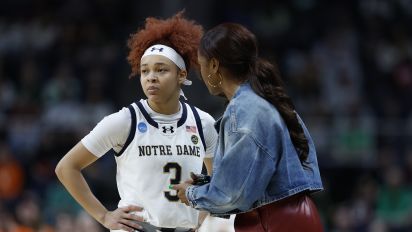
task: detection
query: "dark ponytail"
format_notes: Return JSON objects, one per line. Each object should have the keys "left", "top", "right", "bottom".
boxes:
{"left": 250, "top": 58, "right": 309, "bottom": 161}
{"left": 200, "top": 23, "right": 309, "bottom": 161}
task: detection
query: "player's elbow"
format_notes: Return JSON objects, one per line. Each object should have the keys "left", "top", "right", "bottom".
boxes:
{"left": 55, "top": 158, "right": 73, "bottom": 182}
{"left": 55, "top": 160, "right": 65, "bottom": 180}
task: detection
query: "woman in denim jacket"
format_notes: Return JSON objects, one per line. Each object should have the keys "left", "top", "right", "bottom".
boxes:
{"left": 173, "top": 23, "right": 324, "bottom": 232}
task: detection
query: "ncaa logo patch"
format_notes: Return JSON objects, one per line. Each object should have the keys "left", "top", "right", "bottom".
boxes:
{"left": 191, "top": 135, "right": 199, "bottom": 145}
{"left": 138, "top": 122, "right": 147, "bottom": 133}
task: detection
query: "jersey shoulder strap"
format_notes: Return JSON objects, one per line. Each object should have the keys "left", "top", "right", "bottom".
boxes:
{"left": 186, "top": 102, "right": 206, "bottom": 152}
{"left": 114, "top": 104, "right": 137, "bottom": 157}
{"left": 115, "top": 101, "right": 207, "bottom": 156}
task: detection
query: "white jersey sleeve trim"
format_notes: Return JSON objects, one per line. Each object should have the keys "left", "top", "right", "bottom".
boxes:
{"left": 81, "top": 107, "right": 131, "bottom": 157}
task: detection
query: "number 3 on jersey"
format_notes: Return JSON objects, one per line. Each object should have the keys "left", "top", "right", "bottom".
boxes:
{"left": 163, "top": 162, "right": 182, "bottom": 201}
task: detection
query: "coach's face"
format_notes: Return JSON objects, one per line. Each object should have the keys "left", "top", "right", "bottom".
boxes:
{"left": 197, "top": 51, "right": 222, "bottom": 96}
{"left": 140, "top": 55, "right": 186, "bottom": 104}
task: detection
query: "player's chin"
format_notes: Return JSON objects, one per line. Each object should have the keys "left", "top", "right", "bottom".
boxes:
{"left": 147, "top": 95, "right": 162, "bottom": 102}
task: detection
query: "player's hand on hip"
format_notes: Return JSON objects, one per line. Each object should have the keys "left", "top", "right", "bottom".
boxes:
{"left": 102, "top": 205, "right": 145, "bottom": 232}
{"left": 171, "top": 183, "right": 191, "bottom": 206}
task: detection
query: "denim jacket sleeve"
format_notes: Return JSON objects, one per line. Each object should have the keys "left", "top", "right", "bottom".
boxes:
{"left": 186, "top": 128, "right": 279, "bottom": 214}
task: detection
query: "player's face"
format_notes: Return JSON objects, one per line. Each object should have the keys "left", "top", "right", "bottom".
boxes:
{"left": 140, "top": 55, "right": 186, "bottom": 104}
{"left": 197, "top": 51, "right": 222, "bottom": 96}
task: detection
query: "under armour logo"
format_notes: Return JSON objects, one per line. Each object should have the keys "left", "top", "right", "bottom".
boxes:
{"left": 162, "top": 126, "right": 174, "bottom": 134}
{"left": 150, "top": 47, "right": 164, "bottom": 52}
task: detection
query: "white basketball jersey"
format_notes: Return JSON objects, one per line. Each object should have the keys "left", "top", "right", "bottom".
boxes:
{"left": 115, "top": 99, "right": 206, "bottom": 228}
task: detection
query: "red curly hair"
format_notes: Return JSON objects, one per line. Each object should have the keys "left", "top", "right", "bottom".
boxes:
{"left": 127, "top": 11, "right": 203, "bottom": 78}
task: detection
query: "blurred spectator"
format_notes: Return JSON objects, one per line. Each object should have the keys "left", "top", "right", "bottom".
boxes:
{"left": 311, "top": 25, "right": 363, "bottom": 116}
{"left": 391, "top": 58, "right": 412, "bottom": 117}
{"left": 0, "top": 142, "right": 24, "bottom": 203}
{"left": 16, "top": 58, "right": 42, "bottom": 109}
{"left": 42, "top": 61, "right": 81, "bottom": 107}
{"left": 351, "top": 175, "right": 378, "bottom": 231}
{"left": 81, "top": 65, "right": 114, "bottom": 132}
{"left": 0, "top": 59, "right": 17, "bottom": 117}
{"left": 331, "top": 203, "right": 354, "bottom": 232}
{"left": 284, "top": 49, "right": 322, "bottom": 115}
{"left": 43, "top": 181, "right": 82, "bottom": 223}
{"left": 7, "top": 113, "right": 42, "bottom": 161}
{"left": 331, "top": 108, "right": 376, "bottom": 167}
{"left": 74, "top": 211, "right": 103, "bottom": 232}
{"left": 376, "top": 165, "right": 412, "bottom": 231}
{"left": 0, "top": 206, "right": 19, "bottom": 232}
{"left": 54, "top": 212, "right": 75, "bottom": 232}
{"left": 13, "top": 192, "right": 53, "bottom": 232}
{"left": 405, "top": 147, "right": 412, "bottom": 184}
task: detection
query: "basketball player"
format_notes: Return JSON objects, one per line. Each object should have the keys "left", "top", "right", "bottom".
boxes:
{"left": 55, "top": 12, "right": 217, "bottom": 232}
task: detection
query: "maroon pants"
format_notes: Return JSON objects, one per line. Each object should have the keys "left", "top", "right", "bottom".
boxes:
{"left": 234, "top": 193, "right": 323, "bottom": 232}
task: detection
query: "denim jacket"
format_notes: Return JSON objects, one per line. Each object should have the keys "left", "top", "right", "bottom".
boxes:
{"left": 186, "top": 82, "right": 323, "bottom": 215}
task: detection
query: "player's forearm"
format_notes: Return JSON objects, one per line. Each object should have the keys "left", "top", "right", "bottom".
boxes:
{"left": 198, "top": 211, "right": 209, "bottom": 227}
{"left": 55, "top": 164, "right": 108, "bottom": 224}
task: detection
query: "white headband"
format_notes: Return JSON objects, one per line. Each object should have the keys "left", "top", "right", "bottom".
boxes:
{"left": 141, "top": 44, "right": 192, "bottom": 85}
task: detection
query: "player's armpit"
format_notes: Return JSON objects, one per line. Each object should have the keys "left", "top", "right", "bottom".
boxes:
{"left": 203, "top": 157, "right": 213, "bottom": 175}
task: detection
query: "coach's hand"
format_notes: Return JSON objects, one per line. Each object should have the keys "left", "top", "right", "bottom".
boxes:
{"left": 171, "top": 183, "right": 191, "bottom": 206}
{"left": 102, "top": 205, "right": 145, "bottom": 232}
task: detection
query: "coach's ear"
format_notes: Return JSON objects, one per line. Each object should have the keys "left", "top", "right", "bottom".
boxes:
{"left": 209, "top": 58, "right": 219, "bottom": 74}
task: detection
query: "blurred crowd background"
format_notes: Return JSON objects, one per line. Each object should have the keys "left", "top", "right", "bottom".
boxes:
{"left": 1, "top": 0, "right": 412, "bottom": 231}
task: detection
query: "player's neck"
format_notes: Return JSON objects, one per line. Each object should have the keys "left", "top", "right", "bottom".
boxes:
{"left": 147, "top": 98, "right": 180, "bottom": 115}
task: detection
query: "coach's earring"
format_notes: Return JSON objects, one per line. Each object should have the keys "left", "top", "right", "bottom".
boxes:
{"left": 207, "top": 72, "right": 222, "bottom": 88}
